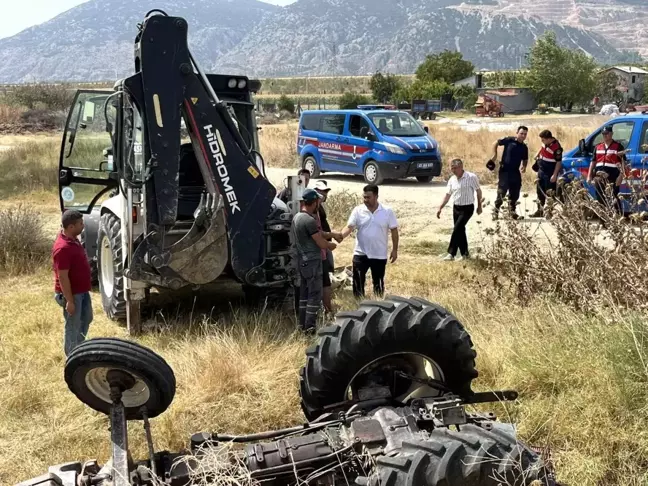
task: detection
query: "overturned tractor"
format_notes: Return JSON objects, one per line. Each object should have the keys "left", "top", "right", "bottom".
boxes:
{"left": 18, "top": 296, "right": 559, "bottom": 486}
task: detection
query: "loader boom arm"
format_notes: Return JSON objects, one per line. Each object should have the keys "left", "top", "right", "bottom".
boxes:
{"left": 122, "top": 12, "right": 276, "bottom": 283}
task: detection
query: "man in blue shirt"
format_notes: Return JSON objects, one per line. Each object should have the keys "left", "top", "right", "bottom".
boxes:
{"left": 490, "top": 126, "right": 529, "bottom": 220}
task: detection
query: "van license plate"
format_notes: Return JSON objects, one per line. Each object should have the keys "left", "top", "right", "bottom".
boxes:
{"left": 417, "top": 162, "right": 434, "bottom": 169}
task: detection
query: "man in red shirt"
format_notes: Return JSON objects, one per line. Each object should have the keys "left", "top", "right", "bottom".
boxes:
{"left": 587, "top": 125, "right": 627, "bottom": 213}
{"left": 52, "top": 210, "right": 93, "bottom": 356}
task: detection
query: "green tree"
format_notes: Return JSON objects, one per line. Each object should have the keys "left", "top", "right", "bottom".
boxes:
{"left": 415, "top": 50, "right": 474, "bottom": 84}
{"left": 525, "top": 31, "right": 597, "bottom": 107}
{"left": 452, "top": 85, "right": 477, "bottom": 110}
{"left": 277, "top": 94, "right": 295, "bottom": 113}
{"left": 596, "top": 70, "right": 622, "bottom": 102}
{"left": 370, "top": 72, "right": 402, "bottom": 104}
{"left": 338, "top": 92, "right": 371, "bottom": 109}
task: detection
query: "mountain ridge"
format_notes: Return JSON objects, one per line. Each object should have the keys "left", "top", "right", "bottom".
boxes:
{"left": 0, "top": 0, "right": 643, "bottom": 83}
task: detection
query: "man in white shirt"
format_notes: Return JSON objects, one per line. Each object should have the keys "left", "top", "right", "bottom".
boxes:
{"left": 436, "top": 158, "right": 482, "bottom": 261}
{"left": 340, "top": 184, "right": 399, "bottom": 298}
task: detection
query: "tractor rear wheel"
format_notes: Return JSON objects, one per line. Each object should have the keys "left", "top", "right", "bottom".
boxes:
{"left": 97, "top": 212, "right": 126, "bottom": 322}
{"left": 299, "top": 295, "right": 479, "bottom": 421}
{"left": 370, "top": 423, "right": 555, "bottom": 486}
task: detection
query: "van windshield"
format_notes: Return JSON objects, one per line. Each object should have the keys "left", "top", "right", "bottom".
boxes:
{"left": 368, "top": 112, "right": 426, "bottom": 137}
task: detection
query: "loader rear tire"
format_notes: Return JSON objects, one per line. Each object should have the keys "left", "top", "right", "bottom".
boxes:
{"left": 299, "top": 295, "right": 478, "bottom": 421}
{"left": 369, "top": 423, "right": 554, "bottom": 486}
{"left": 97, "top": 212, "right": 126, "bottom": 322}
{"left": 65, "top": 337, "right": 176, "bottom": 420}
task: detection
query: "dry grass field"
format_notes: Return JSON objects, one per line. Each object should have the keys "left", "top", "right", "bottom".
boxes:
{"left": 2, "top": 117, "right": 648, "bottom": 486}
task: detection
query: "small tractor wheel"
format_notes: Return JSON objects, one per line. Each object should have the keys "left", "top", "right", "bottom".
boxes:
{"left": 299, "top": 295, "right": 478, "bottom": 421}
{"left": 97, "top": 212, "right": 126, "bottom": 322}
{"left": 303, "top": 155, "right": 320, "bottom": 178}
{"left": 64, "top": 337, "right": 176, "bottom": 420}
{"left": 416, "top": 176, "right": 432, "bottom": 183}
{"left": 370, "top": 423, "right": 554, "bottom": 486}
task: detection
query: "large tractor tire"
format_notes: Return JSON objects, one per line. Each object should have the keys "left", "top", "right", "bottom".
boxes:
{"left": 97, "top": 212, "right": 126, "bottom": 321}
{"left": 370, "top": 424, "right": 553, "bottom": 486}
{"left": 299, "top": 295, "right": 479, "bottom": 421}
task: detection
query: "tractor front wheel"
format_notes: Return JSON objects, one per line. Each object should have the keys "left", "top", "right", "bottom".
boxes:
{"left": 97, "top": 212, "right": 127, "bottom": 323}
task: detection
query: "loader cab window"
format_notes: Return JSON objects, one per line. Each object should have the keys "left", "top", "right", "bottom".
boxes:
{"left": 59, "top": 91, "right": 117, "bottom": 213}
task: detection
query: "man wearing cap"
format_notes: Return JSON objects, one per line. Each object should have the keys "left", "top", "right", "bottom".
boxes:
{"left": 587, "top": 125, "right": 627, "bottom": 213}
{"left": 489, "top": 125, "right": 529, "bottom": 220}
{"left": 290, "top": 188, "right": 337, "bottom": 332}
{"left": 531, "top": 130, "right": 563, "bottom": 218}
{"left": 313, "top": 180, "right": 343, "bottom": 313}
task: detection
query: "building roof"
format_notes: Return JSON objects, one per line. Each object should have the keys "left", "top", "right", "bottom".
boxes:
{"left": 602, "top": 66, "right": 648, "bottom": 75}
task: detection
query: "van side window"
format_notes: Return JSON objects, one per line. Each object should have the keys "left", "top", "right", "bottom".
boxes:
{"left": 641, "top": 121, "right": 648, "bottom": 153}
{"left": 301, "top": 113, "right": 320, "bottom": 131}
{"left": 320, "top": 114, "right": 345, "bottom": 135}
{"left": 349, "top": 115, "right": 371, "bottom": 137}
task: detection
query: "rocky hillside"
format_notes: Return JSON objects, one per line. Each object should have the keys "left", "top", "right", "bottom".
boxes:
{"left": 0, "top": 0, "right": 279, "bottom": 83}
{"left": 215, "top": 0, "right": 634, "bottom": 76}
{"left": 453, "top": 0, "right": 648, "bottom": 59}
{"left": 0, "top": 0, "right": 642, "bottom": 82}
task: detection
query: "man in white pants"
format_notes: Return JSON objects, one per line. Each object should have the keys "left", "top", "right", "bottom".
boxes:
{"left": 437, "top": 158, "right": 483, "bottom": 261}
{"left": 340, "top": 184, "right": 399, "bottom": 298}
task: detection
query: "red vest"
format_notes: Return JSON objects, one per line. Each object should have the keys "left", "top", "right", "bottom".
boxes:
{"left": 538, "top": 140, "right": 562, "bottom": 164}
{"left": 594, "top": 141, "right": 623, "bottom": 169}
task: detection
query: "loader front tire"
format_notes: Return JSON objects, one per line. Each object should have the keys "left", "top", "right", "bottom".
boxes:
{"left": 97, "top": 212, "right": 126, "bottom": 322}
{"left": 299, "top": 295, "right": 479, "bottom": 421}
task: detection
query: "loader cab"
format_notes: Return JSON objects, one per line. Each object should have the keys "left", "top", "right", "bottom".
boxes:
{"left": 58, "top": 76, "right": 264, "bottom": 282}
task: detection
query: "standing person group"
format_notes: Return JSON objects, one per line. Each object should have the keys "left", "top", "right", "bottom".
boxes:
{"left": 290, "top": 182, "right": 400, "bottom": 332}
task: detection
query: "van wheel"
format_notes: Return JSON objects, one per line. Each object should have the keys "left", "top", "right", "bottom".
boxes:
{"left": 417, "top": 176, "right": 432, "bottom": 183}
{"left": 364, "top": 161, "right": 384, "bottom": 185}
{"left": 303, "top": 156, "right": 320, "bottom": 178}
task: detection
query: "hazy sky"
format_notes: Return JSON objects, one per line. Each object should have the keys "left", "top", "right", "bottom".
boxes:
{"left": 0, "top": 0, "right": 296, "bottom": 40}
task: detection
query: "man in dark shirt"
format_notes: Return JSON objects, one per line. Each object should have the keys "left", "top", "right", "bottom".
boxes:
{"left": 291, "top": 189, "right": 337, "bottom": 332}
{"left": 313, "top": 180, "right": 342, "bottom": 313}
{"left": 490, "top": 126, "right": 529, "bottom": 220}
{"left": 52, "top": 210, "right": 93, "bottom": 356}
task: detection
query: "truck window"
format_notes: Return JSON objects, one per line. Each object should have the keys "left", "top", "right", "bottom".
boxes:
{"left": 349, "top": 115, "right": 371, "bottom": 137}
{"left": 301, "top": 113, "right": 320, "bottom": 131}
{"left": 320, "top": 114, "right": 345, "bottom": 135}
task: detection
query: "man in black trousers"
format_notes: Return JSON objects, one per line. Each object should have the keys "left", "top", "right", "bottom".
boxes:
{"left": 437, "top": 158, "right": 483, "bottom": 261}
{"left": 490, "top": 125, "right": 529, "bottom": 220}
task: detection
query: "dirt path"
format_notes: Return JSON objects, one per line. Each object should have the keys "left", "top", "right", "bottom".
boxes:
{"left": 265, "top": 167, "right": 557, "bottom": 257}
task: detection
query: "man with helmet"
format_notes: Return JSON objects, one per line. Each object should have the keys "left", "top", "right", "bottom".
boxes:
{"left": 587, "top": 125, "right": 627, "bottom": 213}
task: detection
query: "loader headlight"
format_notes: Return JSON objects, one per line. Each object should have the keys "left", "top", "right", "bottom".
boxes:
{"left": 238, "top": 79, "right": 247, "bottom": 89}
{"left": 228, "top": 78, "right": 237, "bottom": 89}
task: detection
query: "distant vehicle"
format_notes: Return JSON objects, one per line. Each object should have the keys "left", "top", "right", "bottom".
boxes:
{"left": 560, "top": 112, "right": 648, "bottom": 213}
{"left": 398, "top": 100, "right": 441, "bottom": 120}
{"left": 357, "top": 104, "right": 396, "bottom": 110}
{"left": 297, "top": 109, "right": 442, "bottom": 184}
